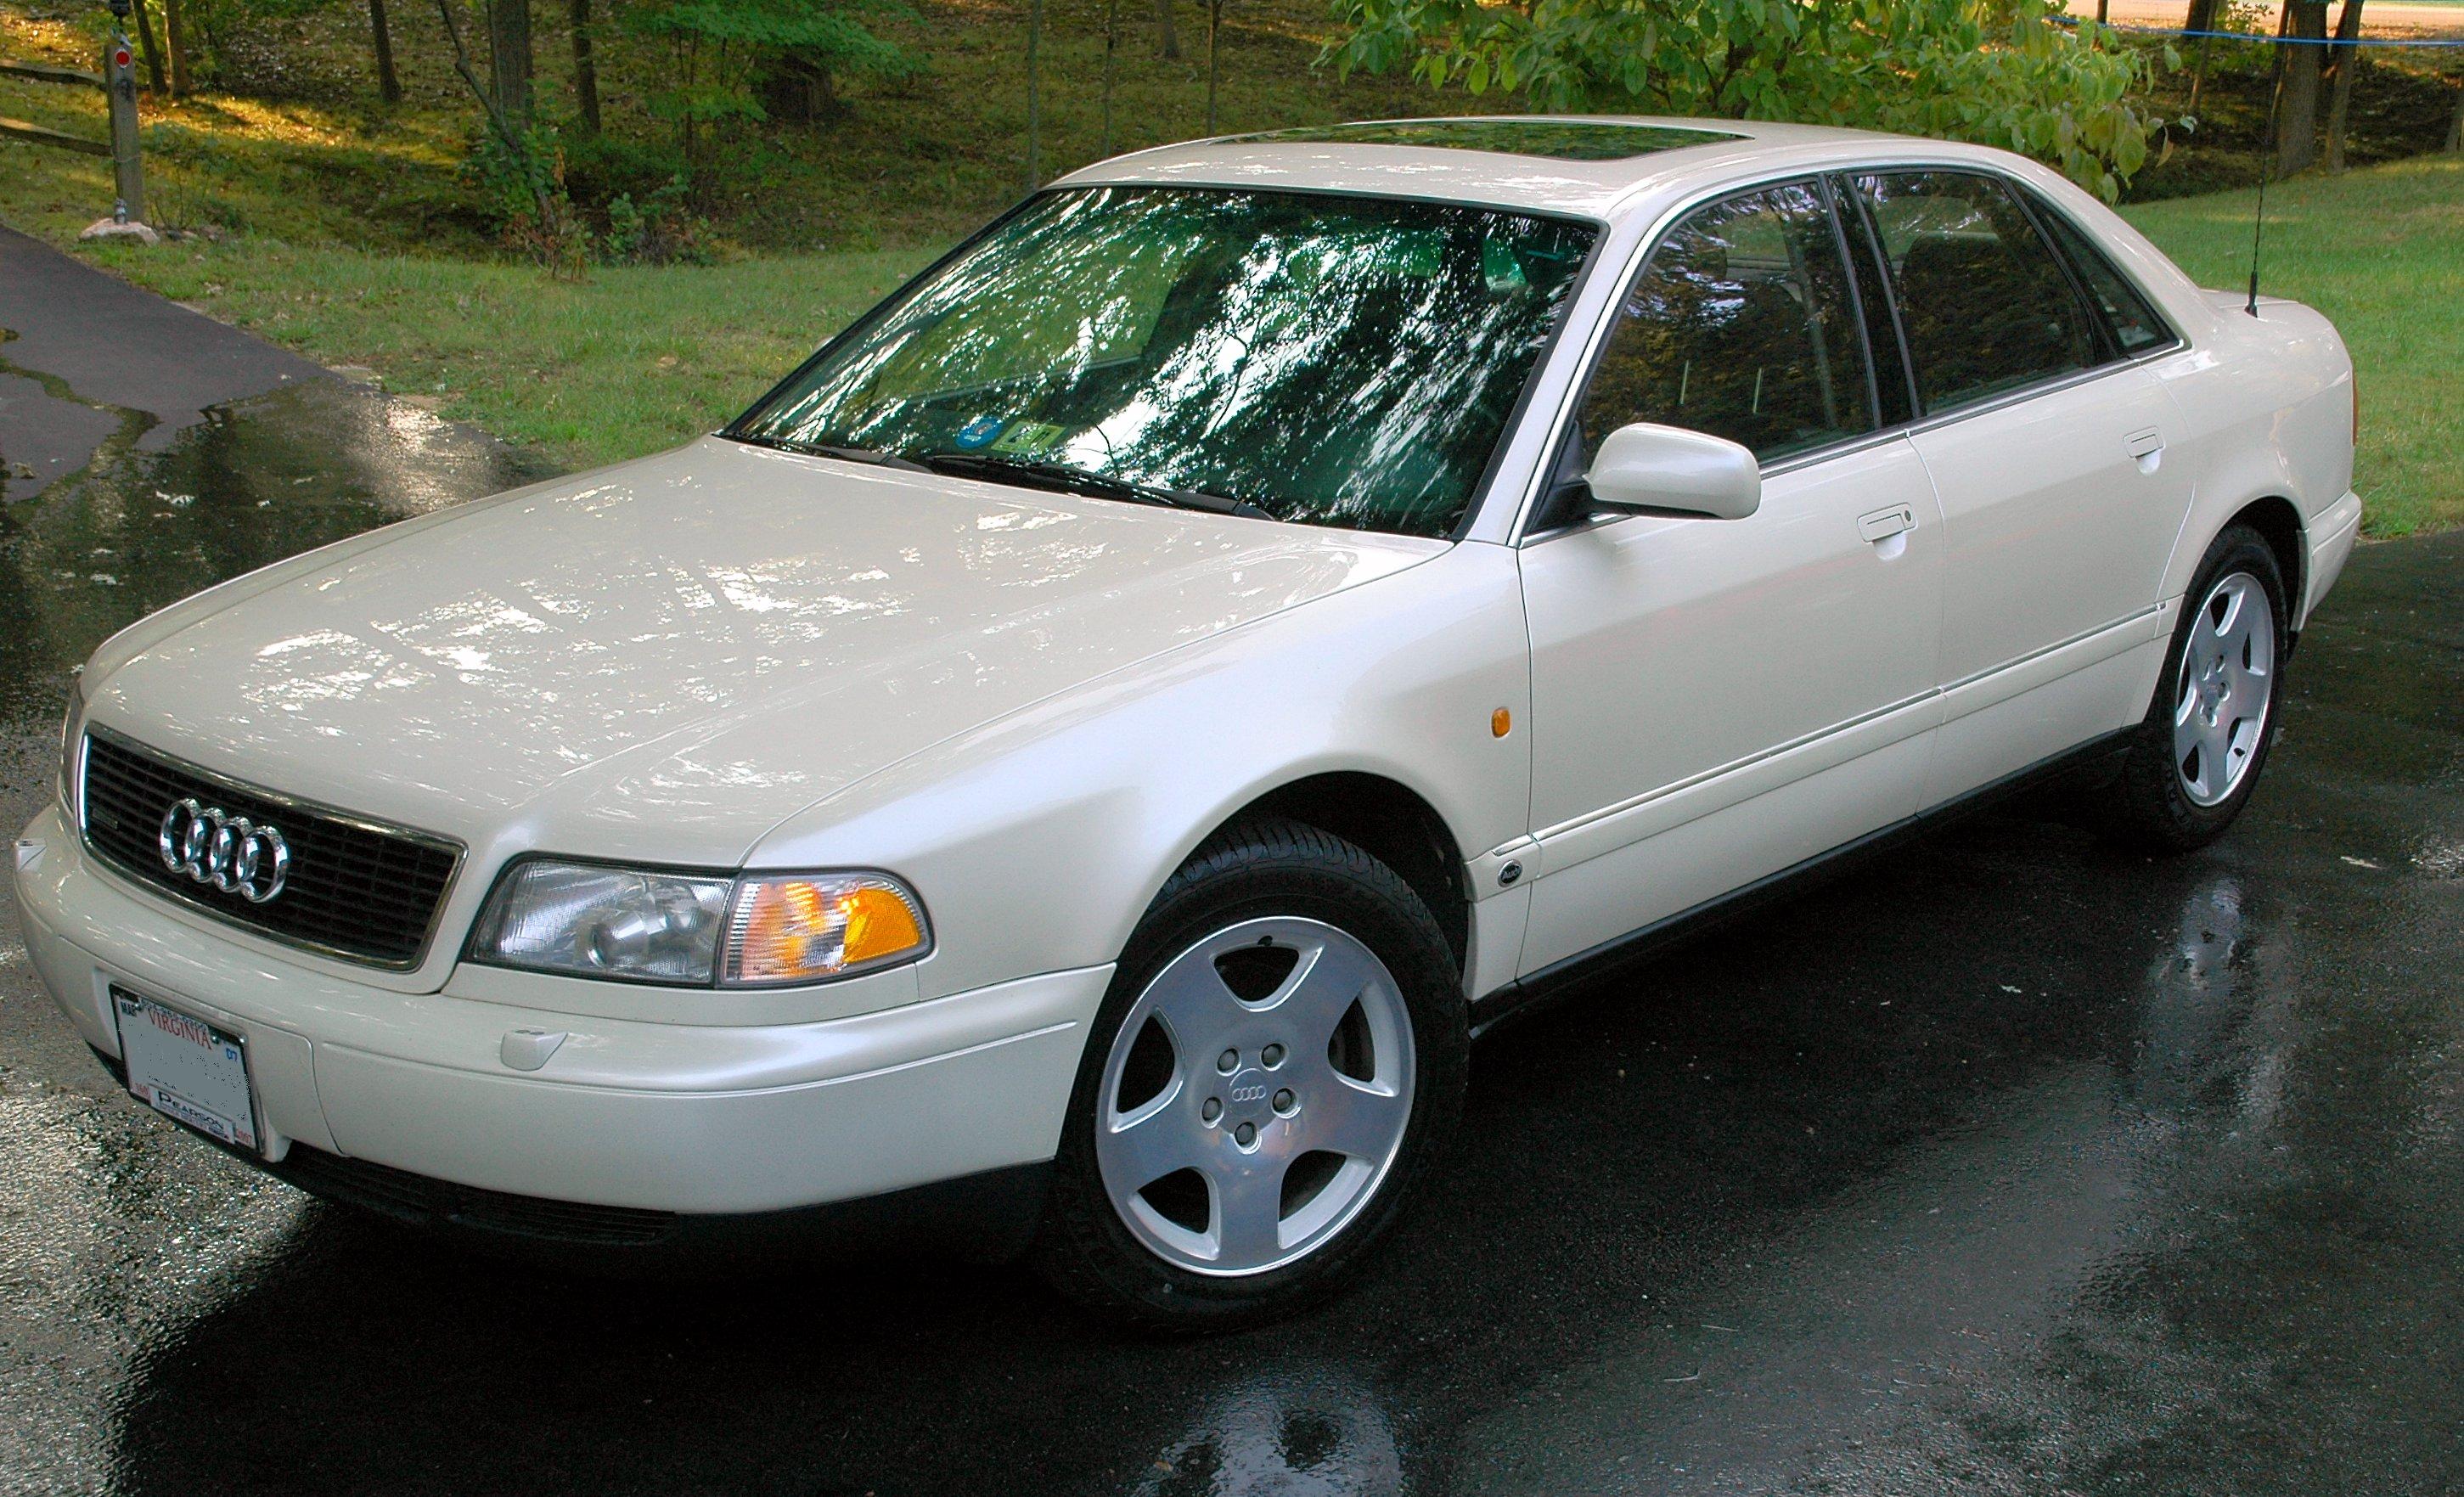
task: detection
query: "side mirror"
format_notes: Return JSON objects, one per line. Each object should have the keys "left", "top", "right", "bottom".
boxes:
{"left": 1584, "top": 422, "right": 1761, "bottom": 521}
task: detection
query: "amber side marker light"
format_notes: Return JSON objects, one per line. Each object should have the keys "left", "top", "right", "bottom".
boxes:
{"left": 725, "top": 875, "right": 929, "bottom": 985}
{"left": 1492, "top": 707, "right": 1512, "bottom": 738}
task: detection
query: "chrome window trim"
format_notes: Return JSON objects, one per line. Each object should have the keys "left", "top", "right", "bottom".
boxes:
{"left": 1507, "top": 159, "right": 2191, "bottom": 548}
{"left": 77, "top": 723, "right": 467, "bottom": 973}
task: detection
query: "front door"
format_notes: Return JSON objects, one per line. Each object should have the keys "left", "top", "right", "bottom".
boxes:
{"left": 1517, "top": 180, "right": 1945, "bottom": 977}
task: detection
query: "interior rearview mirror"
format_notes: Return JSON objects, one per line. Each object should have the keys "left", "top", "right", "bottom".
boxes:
{"left": 1584, "top": 422, "right": 1762, "bottom": 521}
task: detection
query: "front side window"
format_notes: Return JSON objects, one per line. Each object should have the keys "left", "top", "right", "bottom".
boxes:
{"left": 1854, "top": 171, "right": 2096, "bottom": 414}
{"left": 1576, "top": 182, "right": 1875, "bottom": 464}
{"left": 730, "top": 187, "right": 1596, "bottom": 539}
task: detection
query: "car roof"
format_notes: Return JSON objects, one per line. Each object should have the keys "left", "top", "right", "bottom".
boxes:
{"left": 1055, "top": 115, "right": 2035, "bottom": 222}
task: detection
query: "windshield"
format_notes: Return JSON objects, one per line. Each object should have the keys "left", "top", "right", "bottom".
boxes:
{"left": 729, "top": 187, "right": 1597, "bottom": 538}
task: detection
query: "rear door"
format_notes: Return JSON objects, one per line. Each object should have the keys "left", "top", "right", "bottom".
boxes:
{"left": 1515, "top": 179, "right": 1945, "bottom": 977}
{"left": 1846, "top": 169, "right": 2194, "bottom": 801}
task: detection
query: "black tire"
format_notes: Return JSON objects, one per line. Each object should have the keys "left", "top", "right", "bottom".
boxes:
{"left": 1032, "top": 818, "right": 1467, "bottom": 1333}
{"left": 2104, "top": 523, "right": 2291, "bottom": 853}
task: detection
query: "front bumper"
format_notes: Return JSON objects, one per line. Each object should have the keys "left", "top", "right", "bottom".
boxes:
{"left": 13, "top": 805, "right": 1109, "bottom": 1221}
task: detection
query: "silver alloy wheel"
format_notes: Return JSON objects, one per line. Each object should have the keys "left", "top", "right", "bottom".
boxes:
{"left": 2173, "top": 570, "right": 2277, "bottom": 808}
{"left": 1094, "top": 916, "right": 1415, "bottom": 1277}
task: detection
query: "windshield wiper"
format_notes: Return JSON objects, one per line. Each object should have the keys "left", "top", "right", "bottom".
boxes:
{"left": 918, "top": 452, "right": 1272, "bottom": 520}
{"left": 726, "top": 433, "right": 929, "bottom": 471}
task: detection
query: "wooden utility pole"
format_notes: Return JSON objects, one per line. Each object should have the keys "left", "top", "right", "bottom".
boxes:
{"left": 104, "top": 14, "right": 147, "bottom": 221}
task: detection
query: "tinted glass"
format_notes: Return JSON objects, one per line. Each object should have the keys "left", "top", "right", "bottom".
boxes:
{"left": 1836, "top": 179, "right": 1916, "bottom": 427}
{"left": 1577, "top": 182, "right": 1875, "bottom": 463}
{"left": 732, "top": 187, "right": 1595, "bottom": 538}
{"left": 1855, "top": 172, "right": 2096, "bottom": 414}
{"left": 2033, "top": 200, "right": 2174, "bottom": 354}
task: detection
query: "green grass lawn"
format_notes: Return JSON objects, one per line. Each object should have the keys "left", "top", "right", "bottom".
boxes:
{"left": 65, "top": 238, "right": 934, "bottom": 465}
{"left": 35, "top": 152, "right": 2464, "bottom": 536}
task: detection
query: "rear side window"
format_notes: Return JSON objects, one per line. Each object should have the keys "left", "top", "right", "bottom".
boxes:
{"left": 1854, "top": 172, "right": 2096, "bottom": 415}
{"left": 2031, "top": 200, "right": 2174, "bottom": 355}
{"left": 1578, "top": 181, "right": 1876, "bottom": 464}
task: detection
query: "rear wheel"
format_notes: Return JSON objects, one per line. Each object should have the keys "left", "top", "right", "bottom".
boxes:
{"left": 1033, "top": 819, "right": 1465, "bottom": 1332}
{"left": 2104, "top": 524, "right": 2289, "bottom": 853}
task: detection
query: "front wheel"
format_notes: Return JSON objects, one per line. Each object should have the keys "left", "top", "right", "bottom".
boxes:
{"left": 1032, "top": 819, "right": 1466, "bottom": 1332}
{"left": 2103, "top": 524, "right": 2290, "bottom": 853}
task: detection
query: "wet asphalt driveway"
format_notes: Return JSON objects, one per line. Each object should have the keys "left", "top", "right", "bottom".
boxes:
{"left": 4, "top": 231, "right": 2462, "bottom": 1495}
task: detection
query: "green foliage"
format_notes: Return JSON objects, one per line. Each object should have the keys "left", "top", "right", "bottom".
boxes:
{"left": 621, "top": 0, "right": 920, "bottom": 173}
{"left": 468, "top": 122, "right": 593, "bottom": 276}
{"left": 601, "top": 175, "right": 713, "bottom": 264}
{"left": 1325, "top": 0, "right": 2167, "bottom": 201}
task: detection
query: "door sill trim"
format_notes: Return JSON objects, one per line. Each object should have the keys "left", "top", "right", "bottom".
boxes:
{"left": 1468, "top": 727, "right": 2138, "bottom": 1039}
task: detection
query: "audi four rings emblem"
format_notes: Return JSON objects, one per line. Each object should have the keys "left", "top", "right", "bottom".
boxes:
{"left": 157, "top": 798, "right": 290, "bottom": 904}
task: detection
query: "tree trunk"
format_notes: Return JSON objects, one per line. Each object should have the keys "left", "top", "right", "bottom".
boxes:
{"left": 569, "top": 0, "right": 599, "bottom": 132}
{"left": 368, "top": 0, "right": 402, "bottom": 104}
{"left": 2185, "top": 0, "right": 2220, "bottom": 30}
{"left": 2323, "top": 0, "right": 2363, "bottom": 172}
{"left": 1100, "top": 0, "right": 1121, "bottom": 157}
{"left": 163, "top": 0, "right": 189, "bottom": 98}
{"left": 2275, "top": 2, "right": 2328, "bottom": 176}
{"left": 2096, "top": 0, "right": 2109, "bottom": 21}
{"left": 1204, "top": 0, "right": 1223, "bottom": 133}
{"left": 1025, "top": 0, "right": 1043, "bottom": 188}
{"left": 130, "top": 0, "right": 166, "bottom": 95}
{"left": 1154, "top": 0, "right": 1179, "bottom": 59}
{"left": 2449, "top": 76, "right": 2463, "bottom": 153}
{"left": 487, "top": 0, "right": 532, "bottom": 128}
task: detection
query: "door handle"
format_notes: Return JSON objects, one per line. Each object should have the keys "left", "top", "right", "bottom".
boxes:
{"left": 1856, "top": 504, "right": 1916, "bottom": 543}
{"left": 2125, "top": 427, "right": 2165, "bottom": 473}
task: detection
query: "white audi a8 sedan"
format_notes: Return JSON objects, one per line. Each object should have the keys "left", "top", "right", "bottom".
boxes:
{"left": 15, "top": 118, "right": 2360, "bottom": 1329}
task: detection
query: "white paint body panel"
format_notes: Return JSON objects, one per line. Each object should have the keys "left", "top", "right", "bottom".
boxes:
{"left": 14, "top": 119, "right": 2360, "bottom": 1218}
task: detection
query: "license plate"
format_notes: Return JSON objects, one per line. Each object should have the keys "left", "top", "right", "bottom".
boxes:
{"left": 112, "top": 986, "right": 259, "bottom": 1151}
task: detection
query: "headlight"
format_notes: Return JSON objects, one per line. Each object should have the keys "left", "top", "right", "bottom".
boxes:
{"left": 58, "top": 668, "right": 85, "bottom": 819}
{"left": 469, "top": 859, "right": 930, "bottom": 987}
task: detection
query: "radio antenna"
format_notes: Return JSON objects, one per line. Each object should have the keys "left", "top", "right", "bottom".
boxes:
{"left": 2247, "top": 16, "right": 2292, "bottom": 317}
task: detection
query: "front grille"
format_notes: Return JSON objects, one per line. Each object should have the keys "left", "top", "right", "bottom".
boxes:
{"left": 277, "top": 1145, "right": 678, "bottom": 1246}
{"left": 80, "top": 729, "right": 462, "bottom": 968}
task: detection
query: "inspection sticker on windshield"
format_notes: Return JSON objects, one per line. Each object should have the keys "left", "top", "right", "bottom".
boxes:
{"left": 113, "top": 987, "right": 258, "bottom": 1151}
{"left": 953, "top": 414, "right": 1007, "bottom": 449}
{"left": 988, "top": 420, "right": 1069, "bottom": 456}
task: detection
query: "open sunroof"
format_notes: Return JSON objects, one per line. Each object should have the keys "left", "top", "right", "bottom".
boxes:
{"left": 1223, "top": 120, "right": 1741, "bottom": 163}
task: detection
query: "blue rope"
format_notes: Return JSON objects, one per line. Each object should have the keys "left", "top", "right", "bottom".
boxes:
{"left": 2061, "top": 19, "right": 2464, "bottom": 48}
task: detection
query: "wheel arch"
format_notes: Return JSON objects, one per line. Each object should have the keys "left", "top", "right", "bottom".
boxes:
{"left": 2221, "top": 495, "right": 2308, "bottom": 634}
{"left": 1190, "top": 771, "right": 1471, "bottom": 976}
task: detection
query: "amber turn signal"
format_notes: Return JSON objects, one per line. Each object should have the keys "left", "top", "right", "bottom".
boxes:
{"left": 724, "top": 875, "right": 929, "bottom": 986}
{"left": 1491, "top": 707, "right": 1512, "bottom": 738}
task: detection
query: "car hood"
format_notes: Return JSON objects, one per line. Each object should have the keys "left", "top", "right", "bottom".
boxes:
{"left": 87, "top": 437, "right": 1443, "bottom": 864}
